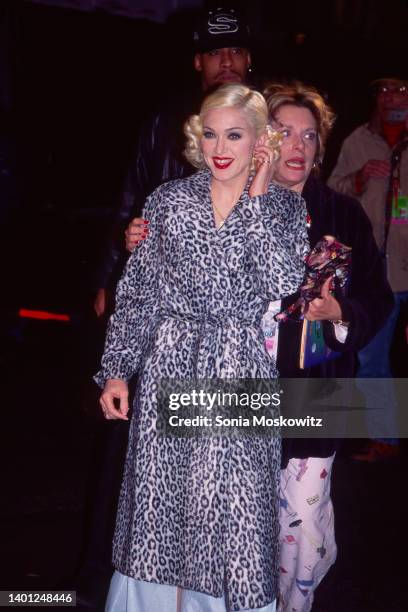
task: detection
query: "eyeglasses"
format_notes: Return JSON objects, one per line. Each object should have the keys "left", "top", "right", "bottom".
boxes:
{"left": 377, "top": 84, "right": 407, "bottom": 95}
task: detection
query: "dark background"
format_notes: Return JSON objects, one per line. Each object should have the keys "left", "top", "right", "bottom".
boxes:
{"left": 0, "top": 1, "right": 407, "bottom": 609}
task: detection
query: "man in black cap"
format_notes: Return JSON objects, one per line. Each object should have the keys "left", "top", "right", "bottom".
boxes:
{"left": 193, "top": 6, "right": 251, "bottom": 89}
{"left": 94, "top": 6, "right": 251, "bottom": 316}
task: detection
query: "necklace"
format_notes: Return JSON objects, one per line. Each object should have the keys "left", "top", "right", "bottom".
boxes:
{"left": 211, "top": 179, "right": 246, "bottom": 229}
{"left": 212, "top": 200, "right": 228, "bottom": 228}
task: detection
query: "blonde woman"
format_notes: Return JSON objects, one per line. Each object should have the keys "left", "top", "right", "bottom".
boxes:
{"left": 95, "top": 83, "right": 308, "bottom": 612}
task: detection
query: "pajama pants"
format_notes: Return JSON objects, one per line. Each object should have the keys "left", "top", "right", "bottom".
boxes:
{"left": 278, "top": 454, "right": 337, "bottom": 612}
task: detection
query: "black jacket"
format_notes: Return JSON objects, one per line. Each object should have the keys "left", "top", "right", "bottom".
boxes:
{"left": 278, "top": 175, "right": 394, "bottom": 465}
{"left": 95, "top": 94, "right": 199, "bottom": 291}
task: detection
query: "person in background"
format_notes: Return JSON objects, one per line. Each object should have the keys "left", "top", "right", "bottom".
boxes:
{"left": 328, "top": 77, "right": 408, "bottom": 461}
{"left": 96, "top": 82, "right": 309, "bottom": 612}
{"left": 94, "top": 6, "right": 252, "bottom": 318}
{"left": 125, "top": 81, "right": 394, "bottom": 612}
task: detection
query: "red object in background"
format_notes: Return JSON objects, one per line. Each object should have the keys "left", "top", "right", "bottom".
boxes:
{"left": 383, "top": 121, "right": 406, "bottom": 148}
{"left": 19, "top": 308, "right": 71, "bottom": 322}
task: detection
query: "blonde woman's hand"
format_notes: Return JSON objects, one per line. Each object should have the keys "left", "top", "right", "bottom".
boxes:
{"left": 249, "top": 138, "right": 275, "bottom": 198}
{"left": 100, "top": 379, "right": 129, "bottom": 420}
{"left": 125, "top": 217, "right": 149, "bottom": 252}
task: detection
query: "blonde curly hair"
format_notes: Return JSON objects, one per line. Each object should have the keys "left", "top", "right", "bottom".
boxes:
{"left": 263, "top": 81, "right": 335, "bottom": 163}
{"left": 184, "top": 83, "right": 281, "bottom": 169}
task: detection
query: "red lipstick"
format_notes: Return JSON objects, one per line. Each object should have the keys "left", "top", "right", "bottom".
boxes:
{"left": 213, "top": 157, "right": 233, "bottom": 169}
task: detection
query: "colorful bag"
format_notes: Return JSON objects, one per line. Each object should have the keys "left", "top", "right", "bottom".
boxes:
{"left": 276, "top": 235, "right": 351, "bottom": 323}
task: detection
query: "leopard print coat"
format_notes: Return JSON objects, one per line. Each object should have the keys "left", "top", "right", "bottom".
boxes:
{"left": 95, "top": 169, "right": 308, "bottom": 610}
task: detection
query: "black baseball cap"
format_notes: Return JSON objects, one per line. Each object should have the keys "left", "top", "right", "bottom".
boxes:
{"left": 193, "top": 7, "right": 251, "bottom": 54}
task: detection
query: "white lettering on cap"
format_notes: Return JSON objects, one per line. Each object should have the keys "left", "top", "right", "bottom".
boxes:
{"left": 208, "top": 12, "right": 238, "bottom": 35}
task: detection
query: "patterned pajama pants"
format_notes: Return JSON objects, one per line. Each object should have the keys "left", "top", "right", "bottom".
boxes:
{"left": 278, "top": 454, "right": 337, "bottom": 612}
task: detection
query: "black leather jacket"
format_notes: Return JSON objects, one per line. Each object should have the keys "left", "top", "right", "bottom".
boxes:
{"left": 96, "top": 93, "right": 201, "bottom": 290}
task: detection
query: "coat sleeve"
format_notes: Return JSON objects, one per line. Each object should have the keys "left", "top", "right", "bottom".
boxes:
{"left": 245, "top": 185, "right": 309, "bottom": 300}
{"left": 94, "top": 184, "right": 165, "bottom": 387}
{"left": 322, "top": 198, "right": 394, "bottom": 352}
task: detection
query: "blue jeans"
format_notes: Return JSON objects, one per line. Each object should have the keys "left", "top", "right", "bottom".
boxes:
{"left": 357, "top": 292, "right": 408, "bottom": 441}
